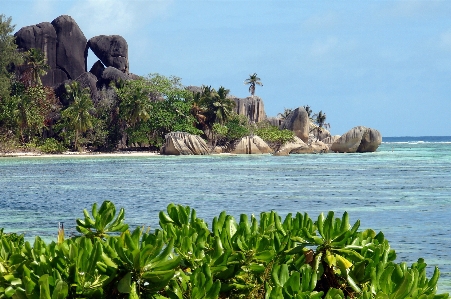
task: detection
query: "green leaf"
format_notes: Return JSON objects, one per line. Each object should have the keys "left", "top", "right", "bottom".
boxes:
{"left": 117, "top": 272, "right": 132, "bottom": 294}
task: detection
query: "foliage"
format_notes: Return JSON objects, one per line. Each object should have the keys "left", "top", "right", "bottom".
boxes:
{"left": 0, "top": 14, "right": 22, "bottom": 101}
{"left": 38, "top": 138, "right": 66, "bottom": 154}
{"left": 254, "top": 121, "right": 295, "bottom": 150}
{"left": 60, "top": 82, "right": 95, "bottom": 150}
{"left": 114, "top": 74, "right": 202, "bottom": 148}
{"left": 21, "top": 48, "right": 49, "bottom": 87}
{"left": 0, "top": 201, "right": 448, "bottom": 299}
{"left": 312, "top": 110, "right": 330, "bottom": 141}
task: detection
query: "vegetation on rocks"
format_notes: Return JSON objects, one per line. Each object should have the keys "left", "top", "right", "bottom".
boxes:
{"left": 0, "top": 201, "right": 448, "bottom": 299}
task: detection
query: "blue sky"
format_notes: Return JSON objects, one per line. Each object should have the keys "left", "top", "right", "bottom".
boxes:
{"left": 3, "top": 0, "right": 451, "bottom": 137}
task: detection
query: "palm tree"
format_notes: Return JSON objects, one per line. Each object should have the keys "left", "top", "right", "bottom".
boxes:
{"left": 303, "top": 105, "right": 313, "bottom": 118}
{"left": 22, "top": 48, "right": 49, "bottom": 86}
{"left": 213, "top": 86, "right": 235, "bottom": 125}
{"left": 277, "top": 108, "right": 293, "bottom": 120}
{"left": 312, "top": 110, "right": 330, "bottom": 141}
{"left": 244, "top": 73, "right": 263, "bottom": 96}
{"left": 62, "top": 82, "right": 95, "bottom": 150}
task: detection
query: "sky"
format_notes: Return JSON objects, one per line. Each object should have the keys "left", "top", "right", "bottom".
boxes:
{"left": 3, "top": 0, "right": 451, "bottom": 137}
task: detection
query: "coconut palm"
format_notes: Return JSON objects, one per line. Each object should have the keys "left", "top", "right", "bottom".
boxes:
{"left": 62, "top": 82, "right": 95, "bottom": 150}
{"left": 277, "top": 108, "right": 293, "bottom": 120}
{"left": 22, "top": 48, "right": 49, "bottom": 86}
{"left": 244, "top": 73, "right": 263, "bottom": 96}
{"left": 303, "top": 105, "right": 313, "bottom": 118}
{"left": 312, "top": 110, "right": 330, "bottom": 140}
{"left": 213, "top": 86, "right": 235, "bottom": 125}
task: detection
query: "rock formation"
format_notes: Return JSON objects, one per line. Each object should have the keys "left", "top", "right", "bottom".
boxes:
{"left": 160, "top": 132, "right": 210, "bottom": 155}
{"left": 330, "top": 126, "right": 381, "bottom": 153}
{"left": 273, "top": 136, "right": 308, "bottom": 156}
{"left": 230, "top": 136, "right": 273, "bottom": 154}
{"left": 100, "top": 66, "right": 129, "bottom": 86}
{"left": 14, "top": 15, "right": 87, "bottom": 86}
{"left": 309, "top": 127, "right": 331, "bottom": 142}
{"left": 280, "top": 107, "right": 310, "bottom": 143}
{"left": 88, "top": 35, "right": 129, "bottom": 73}
{"left": 51, "top": 15, "right": 87, "bottom": 81}
{"left": 232, "top": 96, "right": 266, "bottom": 123}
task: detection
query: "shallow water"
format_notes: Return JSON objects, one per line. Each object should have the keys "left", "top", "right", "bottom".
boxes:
{"left": 1, "top": 138, "right": 450, "bottom": 292}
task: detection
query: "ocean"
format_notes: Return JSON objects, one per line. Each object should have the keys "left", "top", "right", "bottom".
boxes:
{"left": 1, "top": 136, "right": 450, "bottom": 292}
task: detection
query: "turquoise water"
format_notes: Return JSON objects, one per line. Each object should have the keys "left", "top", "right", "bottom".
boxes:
{"left": 1, "top": 137, "right": 450, "bottom": 292}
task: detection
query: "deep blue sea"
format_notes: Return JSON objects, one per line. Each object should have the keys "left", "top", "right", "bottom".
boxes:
{"left": 1, "top": 136, "right": 450, "bottom": 292}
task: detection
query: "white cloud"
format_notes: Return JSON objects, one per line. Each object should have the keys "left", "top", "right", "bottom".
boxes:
{"left": 309, "top": 36, "right": 357, "bottom": 58}
{"left": 68, "top": 0, "right": 174, "bottom": 38}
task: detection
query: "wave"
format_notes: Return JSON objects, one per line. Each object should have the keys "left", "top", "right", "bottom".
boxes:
{"left": 383, "top": 136, "right": 451, "bottom": 143}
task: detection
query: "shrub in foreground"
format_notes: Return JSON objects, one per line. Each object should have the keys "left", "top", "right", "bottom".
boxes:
{"left": 0, "top": 201, "right": 448, "bottom": 299}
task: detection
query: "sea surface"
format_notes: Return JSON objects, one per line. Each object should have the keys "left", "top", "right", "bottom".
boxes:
{"left": 1, "top": 136, "right": 450, "bottom": 293}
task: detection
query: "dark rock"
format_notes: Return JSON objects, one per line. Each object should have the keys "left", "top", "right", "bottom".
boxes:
{"left": 75, "top": 72, "right": 99, "bottom": 102}
{"left": 100, "top": 66, "right": 129, "bottom": 86}
{"left": 89, "top": 60, "right": 105, "bottom": 80}
{"left": 88, "top": 35, "right": 128, "bottom": 73}
{"left": 53, "top": 79, "right": 73, "bottom": 107}
{"left": 280, "top": 107, "right": 310, "bottom": 143}
{"left": 232, "top": 96, "right": 266, "bottom": 123}
{"left": 14, "top": 22, "right": 58, "bottom": 86}
{"left": 51, "top": 15, "right": 87, "bottom": 80}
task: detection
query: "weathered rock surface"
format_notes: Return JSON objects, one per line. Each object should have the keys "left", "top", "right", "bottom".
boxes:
{"left": 89, "top": 60, "right": 105, "bottom": 80}
{"left": 280, "top": 107, "right": 309, "bottom": 143}
{"left": 160, "top": 132, "right": 210, "bottom": 155}
{"left": 230, "top": 136, "right": 273, "bottom": 154}
{"left": 273, "top": 136, "right": 308, "bottom": 156}
{"left": 309, "top": 127, "right": 331, "bottom": 142}
{"left": 14, "top": 22, "right": 58, "bottom": 86}
{"left": 100, "top": 66, "right": 129, "bottom": 86}
{"left": 88, "top": 35, "right": 128, "bottom": 73}
{"left": 232, "top": 96, "right": 266, "bottom": 123}
{"left": 51, "top": 15, "right": 87, "bottom": 81}
{"left": 74, "top": 72, "right": 99, "bottom": 102}
{"left": 322, "top": 135, "right": 341, "bottom": 146}
{"left": 330, "top": 126, "right": 382, "bottom": 153}
{"left": 357, "top": 127, "right": 382, "bottom": 152}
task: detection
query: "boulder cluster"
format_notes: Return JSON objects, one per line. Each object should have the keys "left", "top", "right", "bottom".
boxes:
{"left": 14, "top": 15, "right": 134, "bottom": 104}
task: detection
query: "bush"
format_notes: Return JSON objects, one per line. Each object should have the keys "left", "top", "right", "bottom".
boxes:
{"left": 38, "top": 138, "right": 66, "bottom": 153}
{"left": 0, "top": 201, "right": 448, "bottom": 299}
{"left": 254, "top": 121, "right": 295, "bottom": 150}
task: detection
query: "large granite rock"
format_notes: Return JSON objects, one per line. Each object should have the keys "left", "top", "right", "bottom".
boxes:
{"left": 230, "top": 136, "right": 273, "bottom": 154}
{"left": 88, "top": 35, "right": 128, "bottom": 73}
{"left": 280, "top": 107, "right": 310, "bottom": 143}
{"left": 74, "top": 72, "right": 99, "bottom": 102}
{"left": 89, "top": 60, "right": 105, "bottom": 80}
{"left": 160, "top": 132, "right": 210, "bottom": 155}
{"left": 330, "top": 126, "right": 382, "bottom": 153}
{"left": 51, "top": 15, "right": 87, "bottom": 81}
{"left": 273, "top": 136, "right": 308, "bottom": 156}
{"left": 100, "top": 66, "right": 129, "bottom": 86}
{"left": 14, "top": 22, "right": 58, "bottom": 86}
{"left": 232, "top": 96, "right": 266, "bottom": 123}
{"left": 309, "top": 127, "right": 331, "bottom": 142}
{"left": 322, "top": 135, "right": 341, "bottom": 146}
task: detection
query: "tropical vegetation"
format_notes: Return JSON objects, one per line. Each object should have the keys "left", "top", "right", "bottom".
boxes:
{"left": 0, "top": 200, "right": 448, "bottom": 299}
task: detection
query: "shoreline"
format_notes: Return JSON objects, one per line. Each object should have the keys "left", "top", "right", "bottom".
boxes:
{"left": 0, "top": 151, "right": 161, "bottom": 158}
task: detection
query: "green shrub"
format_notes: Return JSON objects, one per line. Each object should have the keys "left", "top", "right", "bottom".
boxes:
{"left": 38, "top": 138, "right": 66, "bottom": 154}
{"left": 0, "top": 201, "right": 448, "bottom": 299}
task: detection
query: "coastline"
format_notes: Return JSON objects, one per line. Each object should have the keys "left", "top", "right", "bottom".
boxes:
{"left": 0, "top": 151, "right": 161, "bottom": 158}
